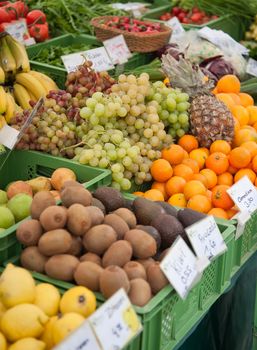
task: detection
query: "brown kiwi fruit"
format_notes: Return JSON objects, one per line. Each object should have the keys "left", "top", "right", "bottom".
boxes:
{"left": 74, "top": 261, "right": 103, "bottom": 291}
{"left": 45, "top": 254, "right": 79, "bottom": 281}
{"left": 102, "top": 241, "right": 132, "bottom": 268}
{"left": 128, "top": 278, "right": 152, "bottom": 307}
{"left": 84, "top": 206, "right": 104, "bottom": 226}
{"left": 136, "top": 225, "right": 161, "bottom": 250}
{"left": 136, "top": 258, "right": 155, "bottom": 271}
{"left": 80, "top": 253, "right": 102, "bottom": 266}
{"left": 61, "top": 180, "right": 83, "bottom": 190}
{"left": 124, "top": 229, "right": 157, "bottom": 259}
{"left": 123, "top": 261, "right": 147, "bottom": 280}
{"left": 91, "top": 198, "right": 106, "bottom": 214}
{"left": 67, "top": 236, "right": 83, "bottom": 256}
{"left": 16, "top": 219, "right": 43, "bottom": 246}
{"left": 147, "top": 262, "right": 169, "bottom": 295}
{"left": 20, "top": 246, "right": 48, "bottom": 273}
{"left": 103, "top": 214, "right": 129, "bottom": 240}
{"left": 38, "top": 229, "right": 72, "bottom": 256}
{"left": 39, "top": 205, "right": 67, "bottom": 231}
{"left": 61, "top": 186, "right": 92, "bottom": 207}
{"left": 67, "top": 204, "right": 92, "bottom": 236}
{"left": 83, "top": 225, "right": 117, "bottom": 255}
{"left": 30, "top": 191, "right": 56, "bottom": 219}
{"left": 113, "top": 208, "right": 137, "bottom": 229}
{"left": 100, "top": 265, "right": 130, "bottom": 299}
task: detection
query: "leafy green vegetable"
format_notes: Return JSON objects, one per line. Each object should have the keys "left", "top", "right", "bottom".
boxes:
{"left": 120, "top": 59, "right": 165, "bottom": 81}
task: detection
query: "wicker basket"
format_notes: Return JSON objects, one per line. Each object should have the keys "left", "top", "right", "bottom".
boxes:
{"left": 91, "top": 16, "right": 172, "bottom": 53}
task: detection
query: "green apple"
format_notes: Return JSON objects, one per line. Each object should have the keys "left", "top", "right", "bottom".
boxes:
{"left": 7, "top": 193, "right": 32, "bottom": 222}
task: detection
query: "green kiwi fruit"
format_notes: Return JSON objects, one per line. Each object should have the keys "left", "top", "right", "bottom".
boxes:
{"left": 67, "top": 236, "right": 83, "bottom": 256}
{"left": 30, "top": 191, "right": 55, "bottom": 219}
{"left": 61, "top": 186, "right": 92, "bottom": 207}
{"left": 100, "top": 265, "right": 130, "bottom": 299}
{"left": 83, "top": 225, "right": 117, "bottom": 255}
{"left": 136, "top": 258, "right": 155, "bottom": 271}
{"left": 80, "top": 252, "right": 102, "bottom": 266}
{"left": 124, "top": 229, "right": 157, "bottom": 259}
{"left": 123, "top": 261, "right": 147, "bottom": 280}
{"left": 67, "top": 204, "right": 92, "bottom": 236}
{"left": 84, "top": 206, "right": 104, "bottom": 226}
{"left": 103, "top": 214, "right": 129, "bottom": 240}
{"left": 146, "top": 262, "right": 169, "bottom": 295}
{"left": 20, "top": 246, "right": 48, "bottom": 273}
{"left": 128, "top": 278, "right": 152, "bottom": 307}
{"left": 113, "top": 208, "right": 137, "bottom": 229}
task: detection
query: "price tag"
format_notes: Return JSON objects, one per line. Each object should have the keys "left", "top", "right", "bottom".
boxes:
{"left": 235, "top": 210, "right": 251, "bottom": 240}
{"left": 160, "top": 236, "right": 200, "bottom": 299}
{"left": 3, "top": 19, "right": 30, "bottom": 44}
{"left": 227, "top": 176, "right": 257, "bottom": 214}
{"left": 62, "top": 47, "right": 114, "bottom": 73}
{"left": 246, "top": 58, "right": 257, "bottom": 77}
{"left": 89, "top": 289, "right": 142, "bottom": 350}
{"left": 166, "top": 17, "right": 185, "bottom": 42}
{"left": 104, "top": 35, "right": 132, "bottom": 65}
{"left": 186, "top": 216, "right": 227, "bottom": 261}
{"left": 54, "top": 321, "right": 101, "bottom": 350}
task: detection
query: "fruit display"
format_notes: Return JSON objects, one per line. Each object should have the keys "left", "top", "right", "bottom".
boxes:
{"left": 160, "top": 6, "right": 218, "bottom": 24}
{"left": 103, "top": 17, "right": 163, "bottom": 33}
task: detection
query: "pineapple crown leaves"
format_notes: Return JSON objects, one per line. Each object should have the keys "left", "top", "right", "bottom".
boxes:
{"left": 161, "top": 54, "right": 215, "bottom": 97}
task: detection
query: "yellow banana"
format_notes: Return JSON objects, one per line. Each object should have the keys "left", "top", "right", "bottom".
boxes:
{"left": 0, "top": 66, "right": 5, "bottom": 84}
{"left": 0, "top": 36, "right": 16, "bottom": 75}
{"left": 28, "top": 70, "right": 58, "bottom": 92}
{"left": 15, "top": 72, "right": 46, "bottom": 100}
{"left": 13, "top": 83, "right": 32, "bottom": 110}
{"left": 0, "top": 116, "right": 6, "bottom": 129}
{"left": 5, "top": 34, "right": 30, "bottom": 73}
{"left": 27, "top": 90, "right": 37, "bottom": 102}
{"left": 4, "top": 93, "right": 15, "bottom": 124}
{"left": 15, "top": 103, "right": 23, "bottom": 114}
{"left": 0, "top": 86, "right": 7, "bottom": 114}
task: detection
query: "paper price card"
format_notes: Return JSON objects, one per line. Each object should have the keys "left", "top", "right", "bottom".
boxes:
{"left": 89, "top": 288, "right": 142, "bottom": 350}
{"left": 186, "top": 216, "right": 227, "bottom": 261}
{"left": 160, "top": 236, "right": 200, "bottom": 300}
{"left": 166, "top": 17, "right": 185, "bottom": 42}
{"left": 104, "top": 35, "right": 132, "bottom": 65}
{"left": 246, "top": 58, "right": 257, "bottom": 77}
{"left": 227, "top": 176, "right": 257, "bottom": 215}
{"left": 3, "top": 19, "right": 30, "bottom": 44}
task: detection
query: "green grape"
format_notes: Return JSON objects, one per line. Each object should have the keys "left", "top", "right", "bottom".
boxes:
{"left": 89, "top": 158, "right": 99, "bottom": 167}
{"left": 161, "top": 110, "right": 169, "bottom": 120}
{"left": 173, "top": 122, "right": 181, "bottom": 130}
{"left": 117, "top": 107, "right": 127, "bottom": 117}
{"left": 120, "top": 178, "right": 131, "bottom": 190}
{"left": 127, "top": 146, "right": 140, "bottom": 159}
{"left": 153, "top": 93, "right": 162, "bottom": 103}
{"left": 95, "top": 103, "right": 105, "bottom": 117}
{"left": 107, "top": 150, "right": 117, "bottom": 161}
{"left": 104, "top": 143, "right": 115, "bottom": 151}
{"left": 120, "top": 141, "right": 131, "bottom": 149}
{"left": 99, "top": 157, "right": 109, "bottom": 168}
{"left": 90, "top": 115, "right": 99, "bottom": 126}
{"left": 153, "top": 81, "right": 165, "bottom": 89}
{"left": 135, "top": 119, "right": 144, "bottom": 129}
{"left": 86, "top": 98, "right": 97, "bottom": 109}
{"left": 111, "top": 181, "right": 121, "bottom": 190}
{"left": 80, "top": 107, "right": 92, "bottom": 119}
{"left": 168, "top": 113, "right": 178, "bottom": 124}
{"left": 177, "top": 102, "right": 190, "bottom": 112}
{"left": 111, "top": 133, "right": 123, "bottom": 144}
{"left": 101, "top": 134, "right": 110, "bottom": 143}
{"left": 113, "top": 172, "right": 123, "bottom": 182}
{"left": 177, "top": 129, "right": 186, "bottom": 137}
{"left": 92, "top": 92, "right": 104, "bottom": 101}
{"left": 169, "top": 128, "right": 177, "bottom": 137}
{"left": 143, "top": 128, "right": 153, "bottom": 139}
{"left": 122, "top": 156, "right": 132, "bottom": 167}
{"left": 117, "top": 148, "right": 127, "bottom": 158}
{"left": 176, "top": 93, "right": 189, "bottom": 103}
{"left": 111, "top": 163, "right": 122, "bottom": 173}
{"left": 166, "top": 96, "right": 176, "bottom": 111}
{"left": 178, "top": 113, "right": 189, "bottom": 124}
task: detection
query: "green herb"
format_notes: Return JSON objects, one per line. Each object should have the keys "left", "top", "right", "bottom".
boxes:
{"left": 120, "top": 59, "right": 165, "bottom": 81}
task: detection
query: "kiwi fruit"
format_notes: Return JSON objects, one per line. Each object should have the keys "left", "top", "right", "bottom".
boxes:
{"left": 124, "top": 229, "right": 157, "bottom": 259}
{"left": 177, "top": 208, "right": 206, "bottom": 228}
{"left": 133, "top": 197, "right": 165, "bottom": 225}
{"left": 128, "top": 278, "right": 152, "bottom": 307}
{"left": 83, "top": 225, "right": 117, "bottom": 255}
{"left": 136, "top": 225, "right": 161, "bottom": 250}
{"left": 74, "top": 261, "right": 103, "bottom": 291}
{"left": 113, "top": 208, "right": 137, "bottom": 229}
{"left": 39, "top": 205, "right": 67, "bottom": 231}
{"left": 67, "top": 236, "right": 83, "bottom": 256}
{"left": 30, "top": 191, "right": 56, "bottom": 219}
{"left": 66, "top": 204, "right": 92, "bottom": 236}
{"left": 93, "top": 187, "right": 124, "bottom": 213}
{"left": 156, "top": 201, "right": 178, "bottom": 217}
{"left": 136, "top": 258, "right": 155, "bottom": 271}
{"left": 45, "top": 254, "right": 79, "bottom": 281}
{"left": 16, "top": 219, "right": 43, "bottom": 246}
{"left": 80, "top": 252, "right": 102, "bottom": 266}
{"left": 103, "top": 214, "right": 129, "bottom": 240}
{"left": 91, "top": 198, "right": 106, "bottom": 214}
{"left": 61, "top": 180, "right": 83, "bottom": 190}
{"left": 147, "top": 262, "right": 169, "bottom": 295}
{"left": 100, "top": 265, "right": 130, "bottom": 299}
{"left": 84, "top": 206, "right": 104, "bottom": 226}
{"left": 61, "top": 186, "right": 92, "bottom": 208}
{"left": 102, "top": 241, "right": 132, "bottom": 268}
{"left": 38, "top": 229, "right": 72, "bottom": 256}
{"left": 20, "top": 246, "right": 48, "bottom": 273}
{"left": 123, "top": 261, "right": 147, "bottom": 280}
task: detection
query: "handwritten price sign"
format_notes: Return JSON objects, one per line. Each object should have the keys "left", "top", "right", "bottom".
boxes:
{"left": 104, "top": 35, "right": 132, "bottom": 65}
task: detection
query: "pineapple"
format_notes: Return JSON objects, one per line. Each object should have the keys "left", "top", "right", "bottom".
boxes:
{"left": 161, "top": 54, "right": 234, "bottom": 147}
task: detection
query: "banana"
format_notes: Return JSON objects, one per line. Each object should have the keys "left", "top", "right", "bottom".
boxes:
{"left": 0, "top": 36, "right": 16, "bottom": 75}
{"left": 27, "top": 90, "right": 37, "bottom": 102}
{"left": 15, "top": 72, "right": 46, "bottom": 100}
{"left": 0, "top": 86, "right": 7, "bottom": 114}
{"left": 0, "top": 116, "right": 6, "bottom": 129}
{"left": 0, "top": 66, "right": 5, "bottom": 84}
{"left": 15, "top": 103, "right": 23, "bottom": 114}
{"left": 13, "top": 83, "right": 32, "bottom": 110}
{"left": 4, "top": 93, "right": 16, "bottom": 124}
{"left": 28, "top": 70, "right": 58, "bottom": 92}
{"left": 5, "top": 34, "right": 30, "bottom": 73}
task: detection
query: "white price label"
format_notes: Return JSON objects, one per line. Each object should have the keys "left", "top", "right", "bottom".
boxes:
{"left": 54, "top": 321, "right": 101, "bottom": 350}
{"left": 246, "top": 58, "right": 257, "bottom": 77}
{"left": 89, "top": 289, "right": 142, "bottom": 350}
{"left": 186, "top": 216, "right": 227, "bottom": 261}
{"left": 166, "top": 17, "right": 185, "bottom": 42}
{"left": 235, "top": 210, "right": 251, "bottom": 240}
{"left": 160, "top": 236, "right": 200, "bottom": 299}
{"left": 104, "top": 35, "right": 132, "bottom": 65}
{"left": 3, "top": 19, "right": 30, "bottom": 43}
{"left": 227, "top": 176, "right": 257, "bottom": 214}
{"left": 0, "top": 125, "right": 19, "bottom": 149}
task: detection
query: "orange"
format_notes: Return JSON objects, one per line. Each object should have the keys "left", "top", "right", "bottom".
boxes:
{"left": 229, "top": 93, "right": 241, "bottom": 105}
{"left": 217, "top": 172, "right": 233, "bottom": 186}
{"left": 173, "top": 164, "right": 194, "bottom": 181}
{"left": 178, "top": 135, "right": 199, "bottom": 153}
{"left": 238, "top": 92, "right": 254, "bottom": 107}
{"left": 200, "top": 169, "right": 218, "bottom": 189}
{"left": 168, "top": 193, "right": 187, "bottom": 208}
{"left": 189, "top": 149, "right": 208, "bottom": 169}
{"left": 253, "top": 122, "right": 257, "bottom": 132}
{"left": 226, "top": 208, "right": 238, "bottom": 219}
{"left": 183, "top": 180, "right": 207, "bottom": 200}
{"left": 165, "top": 176, "right": 186, "bottom": 196}
{"left": 144, "top": 189, "right": 164, "bottom": 201}
{"left": 205, "top": 152, "right": 229, "bottom": 175}
{"left": 216, "top": 93, "right": 235, "bottom": 111}
{"left": 210, "top": 140, "right": 231, "bottom": 155}
{"left": 152, "top": 182, "right": 168, "bottom": 200}
{"left": 247, "top": 106, "right": 257, "bottom": 125}
{"left": 231, "top": 105, "right": 249, "bottom": 126}
{"left": 187, "top": 194, "right": 212, "bottom": 213}
{"left": 241, "top": 141, "right": 257, "bottom": 158}
{"left": 182, "top": 158, "right": 199, "bottom": 173}
{"left": 206, "top": 190, "right": 212, "bottom": 201}
{"left": 252, "top": 155, "right": 257, "bottom": 173}
{"left": 183, "top": 150, "right": 189, "bottom": 159}
{"left": 199, "top": 148, "right": 210, "bottom": 156}
{"left": 233, "top": 128, "right": 257, "bottom": 147}
{"left": 255, "top": 177, "right": 257, "bottom": 187}
{"left": 208, "top": 208, "right": 228, "bottom": 219}
{"left": 212, "top": 185, "right": 234, "bottom": 210}
{"left": 216, "top": 75, "right": 241, "bottom": 94}
{"left": 233, "top": 117, "right": 241, "bottom": 132}
{"left": 227, "top": 165, "right": 238, "bottom": 175}
{"left": 133, "top": 192, "right": 144, "bottom": 197}
{"left": 190, "top": 173, "right": 208, "bottom": 187}
{"left": 212, "top": 87, "right": 218, "bottom": 94}
{"left": 151, "top": 159, "right": 173, "bottom": 182}
{"left": 229, "top": 147, "right": 251, "bottom": 169}
{"left": 161, "top": 144, "right": 185, "bottom": 165}
{"left": 234, "top": 168, "right": 256, "bottom": 184}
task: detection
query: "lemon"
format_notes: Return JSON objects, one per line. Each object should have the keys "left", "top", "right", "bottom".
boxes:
{"left": 60, "top": 286, "right": 96, "bottom": 317}
{"left": 0, "top": 264, "right": 35, "bottom": 308}
{"left": 1, "top": 303, "right": 48, "bottom": 342}
{"left": 40, "top": 316, "right": 57, "bottom": 350}
{"left": 52, "top": 313, "right": 85, "bottom": 345}
{"left": 0, "top": 301, "right": 6, "bottom": 322}
{"left": 8, "top": 338, "right": 45, "bottom": 350}
{"left": 34, "top": 284, "right": 61, "bottom": 317}
{"left": 0, "top": 332, "right": 7, "bottom": 350}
